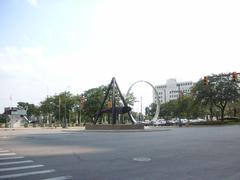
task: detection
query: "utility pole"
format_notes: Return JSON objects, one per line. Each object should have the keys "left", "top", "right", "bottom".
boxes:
{"left": 112, "top": 78, "right": 116, "bottom": 124}
{"left": 64, "top": 86, "right": 70, "bottom": 128}
{"left": 80, "top": 96, "right": 84, "bottom": 126}
{"left": 64, "top": 91, "right": 67, "bottom": 128}
{"left": 58, "top": 96, "right": 61, "bottom": 127}
{"left": 140, "top": 96, "right": 143, "bottom": 121}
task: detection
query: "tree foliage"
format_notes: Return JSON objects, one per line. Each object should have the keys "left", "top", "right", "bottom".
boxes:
{"left": 3, "top": 72, "right": 238, "bottom": 125}
{"left": 192, "top": 73, "right": 240, "bottom": 121}
{"left": 144, "top": 73, "right": 240, "bottom": 121}
{"left": 82, "top": 86, "right": 105, "bottom": 122}
{"left": 17, "top": 102, "right": 40, "bottom": 117}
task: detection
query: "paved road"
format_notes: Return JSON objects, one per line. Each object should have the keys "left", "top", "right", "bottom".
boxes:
{"left": 1, "top": 126, "right": 240, "bottom": 180}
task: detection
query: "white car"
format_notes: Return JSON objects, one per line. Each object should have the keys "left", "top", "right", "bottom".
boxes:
{"left": 189, "top": 118, "right": 206, "bottom": 123}
{"left": 153, "top": 119, "right": 166, "bottom": 126}
{"left": 179, "top": 119, "right": 188, "bottom": 124}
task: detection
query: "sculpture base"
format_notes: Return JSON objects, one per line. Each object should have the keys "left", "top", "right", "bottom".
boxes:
{"left": 85, "top": 124, "right": 144, "bottom": 130}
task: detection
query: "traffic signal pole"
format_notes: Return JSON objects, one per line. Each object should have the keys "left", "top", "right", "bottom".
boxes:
{"left": 203, "top": 72, "right": 239, "bottom": 86}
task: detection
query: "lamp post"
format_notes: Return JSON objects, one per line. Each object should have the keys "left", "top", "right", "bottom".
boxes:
{"left": 177, "top": 84, "right": 182, "bottom": 127}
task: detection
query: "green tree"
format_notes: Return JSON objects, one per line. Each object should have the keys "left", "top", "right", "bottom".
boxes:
{"left": 0, "top": 114, "right": 7, "bottom": 123}
{"left": 157, "top": 95, "right": 204, "bottom": 120}
{"left": 39, "top": 91, "right": 76, "bottom": 125}
{"left": 192, "top": 79, "right": 215, "bottom": 120}
{"left": 72, "top": 94, "right": 83, "bottom": 125}
{"left": 125, "top": 92, "right": 136, "bottom": 107}
{"left": 210, "top": 74, "right": 240, "bottom": 121}
{"left": 193, "top": 73, "right": 240, "bottom": 121}
{"left": 17, "top": 102, "right": 40, "bottom": 117}
{"left": 145, "top": 103, "right": 157, "bottom": 118}
{"left": 82, "top": 86, "right": 105, "bottom": 123}
{"left": 39, "top": 97, "right": 56, "bottom": 124}
{"left": 178, "top": 96, "right": 201, "bottom": 119}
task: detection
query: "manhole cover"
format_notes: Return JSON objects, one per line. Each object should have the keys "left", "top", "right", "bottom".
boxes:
{"left": 133, "top": 157, "right": 151, "bottom": 162}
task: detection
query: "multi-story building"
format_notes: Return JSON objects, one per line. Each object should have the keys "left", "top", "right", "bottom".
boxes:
{"left": 153, "top": 79, "right": 194, "bottom": 104}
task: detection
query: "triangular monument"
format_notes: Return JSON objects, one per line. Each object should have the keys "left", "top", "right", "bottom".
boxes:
{"left": 94, "top": 77, "right": 134, "bottom": 125}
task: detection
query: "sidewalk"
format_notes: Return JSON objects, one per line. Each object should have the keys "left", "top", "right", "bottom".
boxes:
{"left": 0, "top": 126, "right": 85, "bottom": 131}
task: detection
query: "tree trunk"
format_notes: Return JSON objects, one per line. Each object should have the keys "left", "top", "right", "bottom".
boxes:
{"left": 209, "top": 106, "right": 213, "bottom": 121}
{"left": 220, "top": 104, "right": 227, "bottom": 122}
{"left": 221, "top": 109, "right": 224, "bottom": 122}
{"left": 233, "top": 108, "right": 237, "bottom": 117}
{"left": 77, "top": 111, "right": 80, "bottom": 125}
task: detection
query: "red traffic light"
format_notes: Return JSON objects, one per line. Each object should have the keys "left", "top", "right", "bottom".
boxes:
{"left": 203, "top": 76, "right": 208, "bottom": 86}
{"left": 232, "top": 72, "right": 238, "bottom": 81}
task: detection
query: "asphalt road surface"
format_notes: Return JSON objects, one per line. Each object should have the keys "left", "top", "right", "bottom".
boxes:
{"left": 1, "top": 126, "right": 240, "bottom": 180}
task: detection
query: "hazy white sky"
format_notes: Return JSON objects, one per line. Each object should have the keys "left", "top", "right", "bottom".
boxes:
{"left": 0, "top": 0, "right": 240, "bottom": 113}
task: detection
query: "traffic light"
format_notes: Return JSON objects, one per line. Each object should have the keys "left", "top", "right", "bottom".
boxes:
{"left": 203, "top": 76, "right": 208, "bottom": 86}
{"left": 232, "top": 72, "right": 238, "bottom": 81}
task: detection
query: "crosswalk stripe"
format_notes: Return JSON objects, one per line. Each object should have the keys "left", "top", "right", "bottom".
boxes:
{"left": 0, "top": 150, "right": 9, "bottom": 153}
{"left": 0, "top": 156, "right": 24, "bottom": 160}
{"left": 0, "top": 149, "right": 71, "bottom": 179}
{"left": 0, "top": 136, "right": 8, "bottom": 139}
{"left": 42, "top": 176, "right": 73, "bottom": 180}
{"left": 0, "top": 164, "right": 44, "bottom": 171}
{"left": 0, "top": 153, "right": 16, "bottom": 156}
{"left": 0, "top": 160, "right": 34, "bottom": 166}
{"left": 0, "top": 169, "right": 56, "bottom": 179}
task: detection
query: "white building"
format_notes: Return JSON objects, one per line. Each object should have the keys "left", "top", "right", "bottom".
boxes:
{"left": 153, "top": 79, "right": 194, "bottom": 104}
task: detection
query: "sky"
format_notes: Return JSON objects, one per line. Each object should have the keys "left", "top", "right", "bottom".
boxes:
{"left": 0, "top": 0, "right": 240, "bottom": 113}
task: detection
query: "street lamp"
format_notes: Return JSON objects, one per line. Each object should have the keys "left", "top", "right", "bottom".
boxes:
{"left": 177, "top": 84, "right": 182, "bottom": 127}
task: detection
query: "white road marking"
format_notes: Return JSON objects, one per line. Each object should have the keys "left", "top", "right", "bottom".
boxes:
{"left": 42, "top": 176, "right": 73, "bottom": 180}
{"left": 0, "top": 150, "right": 9, "bottom": 153}
{"left": 0, "top": 169, "right": 56, "bottom": 179}
{"left": 0, "top": 164, "right": 44, "bottom": 171}
{"left": 0, "top": 160, "right": 34, "bottom": 166}
{"left": 0, "top": 153, "right": 16, "bottom": 156}
{"left": 0, "top": 156, "right": 24, "bottom": 160}
{"left": 0, "top": 149, "right": 71, "bottom": 179}
{"left": 0, "top": 136, "right": 9, "bottom": 139}
{"left": 133, "top": 157, "right": 152, "bottom": 162}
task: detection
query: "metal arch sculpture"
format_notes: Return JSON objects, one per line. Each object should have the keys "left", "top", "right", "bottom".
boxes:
{"left": 126, "top": 80, "right": 160, "bottom": 124}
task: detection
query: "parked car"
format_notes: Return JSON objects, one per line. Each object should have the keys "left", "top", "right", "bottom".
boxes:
{"left": 141, "top": 120, "right": 151, "bottom": 126}
{"left": 166, "top": 120, "right": 176, "bottom": 126}
{"left": 153, "top": 119, "right": 166, "bottom": 126}
{"left": 189, "top": 118, "right": 207, "bottom": 123}
{"left": 180, "top": 119, "right": 188, "bottom": 124}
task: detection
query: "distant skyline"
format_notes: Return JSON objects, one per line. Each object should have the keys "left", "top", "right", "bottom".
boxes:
{"left": 1, "top": 0, "right": 240, "bottom": 113}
